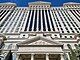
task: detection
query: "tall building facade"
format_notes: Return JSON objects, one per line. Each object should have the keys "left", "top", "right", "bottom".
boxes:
{"left": 0, "top": 1, "right": 80, "bottom": 60}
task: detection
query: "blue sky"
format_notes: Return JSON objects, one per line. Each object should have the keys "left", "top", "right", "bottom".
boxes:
{"left": 0, "top": 0, "right": 80, "bottom": 7}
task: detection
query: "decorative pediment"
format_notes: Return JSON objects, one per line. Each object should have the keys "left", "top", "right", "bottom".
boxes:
{"left": 28, "top": 40, "right": 53, "bottom": 45}
{"left": 17, "top": 36, "right": 63, "bottom": 46}
{"left": 28, "top": 1, "right": 51, "bottom": 5}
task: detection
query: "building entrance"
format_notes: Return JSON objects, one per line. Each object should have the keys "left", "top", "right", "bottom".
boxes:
{"left": 34, "top": 54, "right": 45, "bottom": 60}
{"left": 19, "top": 54, "right": 61, "bottom": 60}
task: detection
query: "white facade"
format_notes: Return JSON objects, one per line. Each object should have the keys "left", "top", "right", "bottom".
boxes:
{"left": 0, "top": 1, "right": 80, "bottom": 60}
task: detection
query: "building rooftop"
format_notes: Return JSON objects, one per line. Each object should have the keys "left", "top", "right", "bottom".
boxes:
{"left": 0, "top": 1, "right": 80, "bottom": 34}
{"left": 28, "top": 1, "right": 51, "bottom": 5}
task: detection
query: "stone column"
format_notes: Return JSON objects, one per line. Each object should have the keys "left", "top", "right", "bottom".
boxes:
{"left": 61, "top": 54, "right": 64, "bottom": 60}
{"left": 16, "top": 54, "right": 20, "bottom": 60}
{"left": 12, "top": 53, "right": 17, "bottom": 60}
{"left": 31, "top": 54, "right": 34, "bottom": 60}
{"left": 46, "top": 53, "right": 49, "bottom": 60}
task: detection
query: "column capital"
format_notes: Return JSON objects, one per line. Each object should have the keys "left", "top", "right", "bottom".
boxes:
{"left": 31, "top": 53, "right": 35, "bottom": 55}
{"left": 46, "top": 53, "right": 49, "bottom": 55}
{"left": 61, "top": 53, "right": 64, "bottom": 56}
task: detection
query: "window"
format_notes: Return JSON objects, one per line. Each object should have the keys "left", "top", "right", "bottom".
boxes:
{"left": 65, "top": 36, "right": 67, "bottom": 38}
{"left": 67, "top": 31, "right": 70, "bottom": 33}
{"left": 23, "top": 35, "right": 25, "bottom": 36}
{"left": 60, "top": 35, "right": 62, "bottom": 38}
{"left": 70, "top": 36, "right": 72, "bottom": 38}
{"left": 79, "top": 28, "right": 80, "bottom": 30}
{"left": 66, "top": 27, "right": 68, "bottom": 30}
{"left": 61, "top": 28, "right": 63, "bottom": 30}
{"left": 72, "top": 31, "right": 74, "bottom": 33}
{"left": 62, "top": 31, "right": 64, "bottom": 33}
{"left": 77, "top": 31, "right": 79, "bottom": 33}
{"left": 55, "top": 35, "right": 57, "bottom": 36}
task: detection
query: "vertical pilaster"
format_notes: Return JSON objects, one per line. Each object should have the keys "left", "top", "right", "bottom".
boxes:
{"left": 12, "top": 53, "right": 16, "bottom": 60}
{"left": 61, "top": 54, "right": 64, "bottom": 60}
{"left": 31, "top": 54, "right": 34, "bottom": 60}
{"left": 16, "top": 54, "right": 19, "bottom": 60}
{"left": 46, "top": 53, "right": 49, "bottom": 60}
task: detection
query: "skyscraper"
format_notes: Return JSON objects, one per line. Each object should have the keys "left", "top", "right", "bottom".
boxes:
{"left": 0, "top": 1, "right": 80, "bottom": 60}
